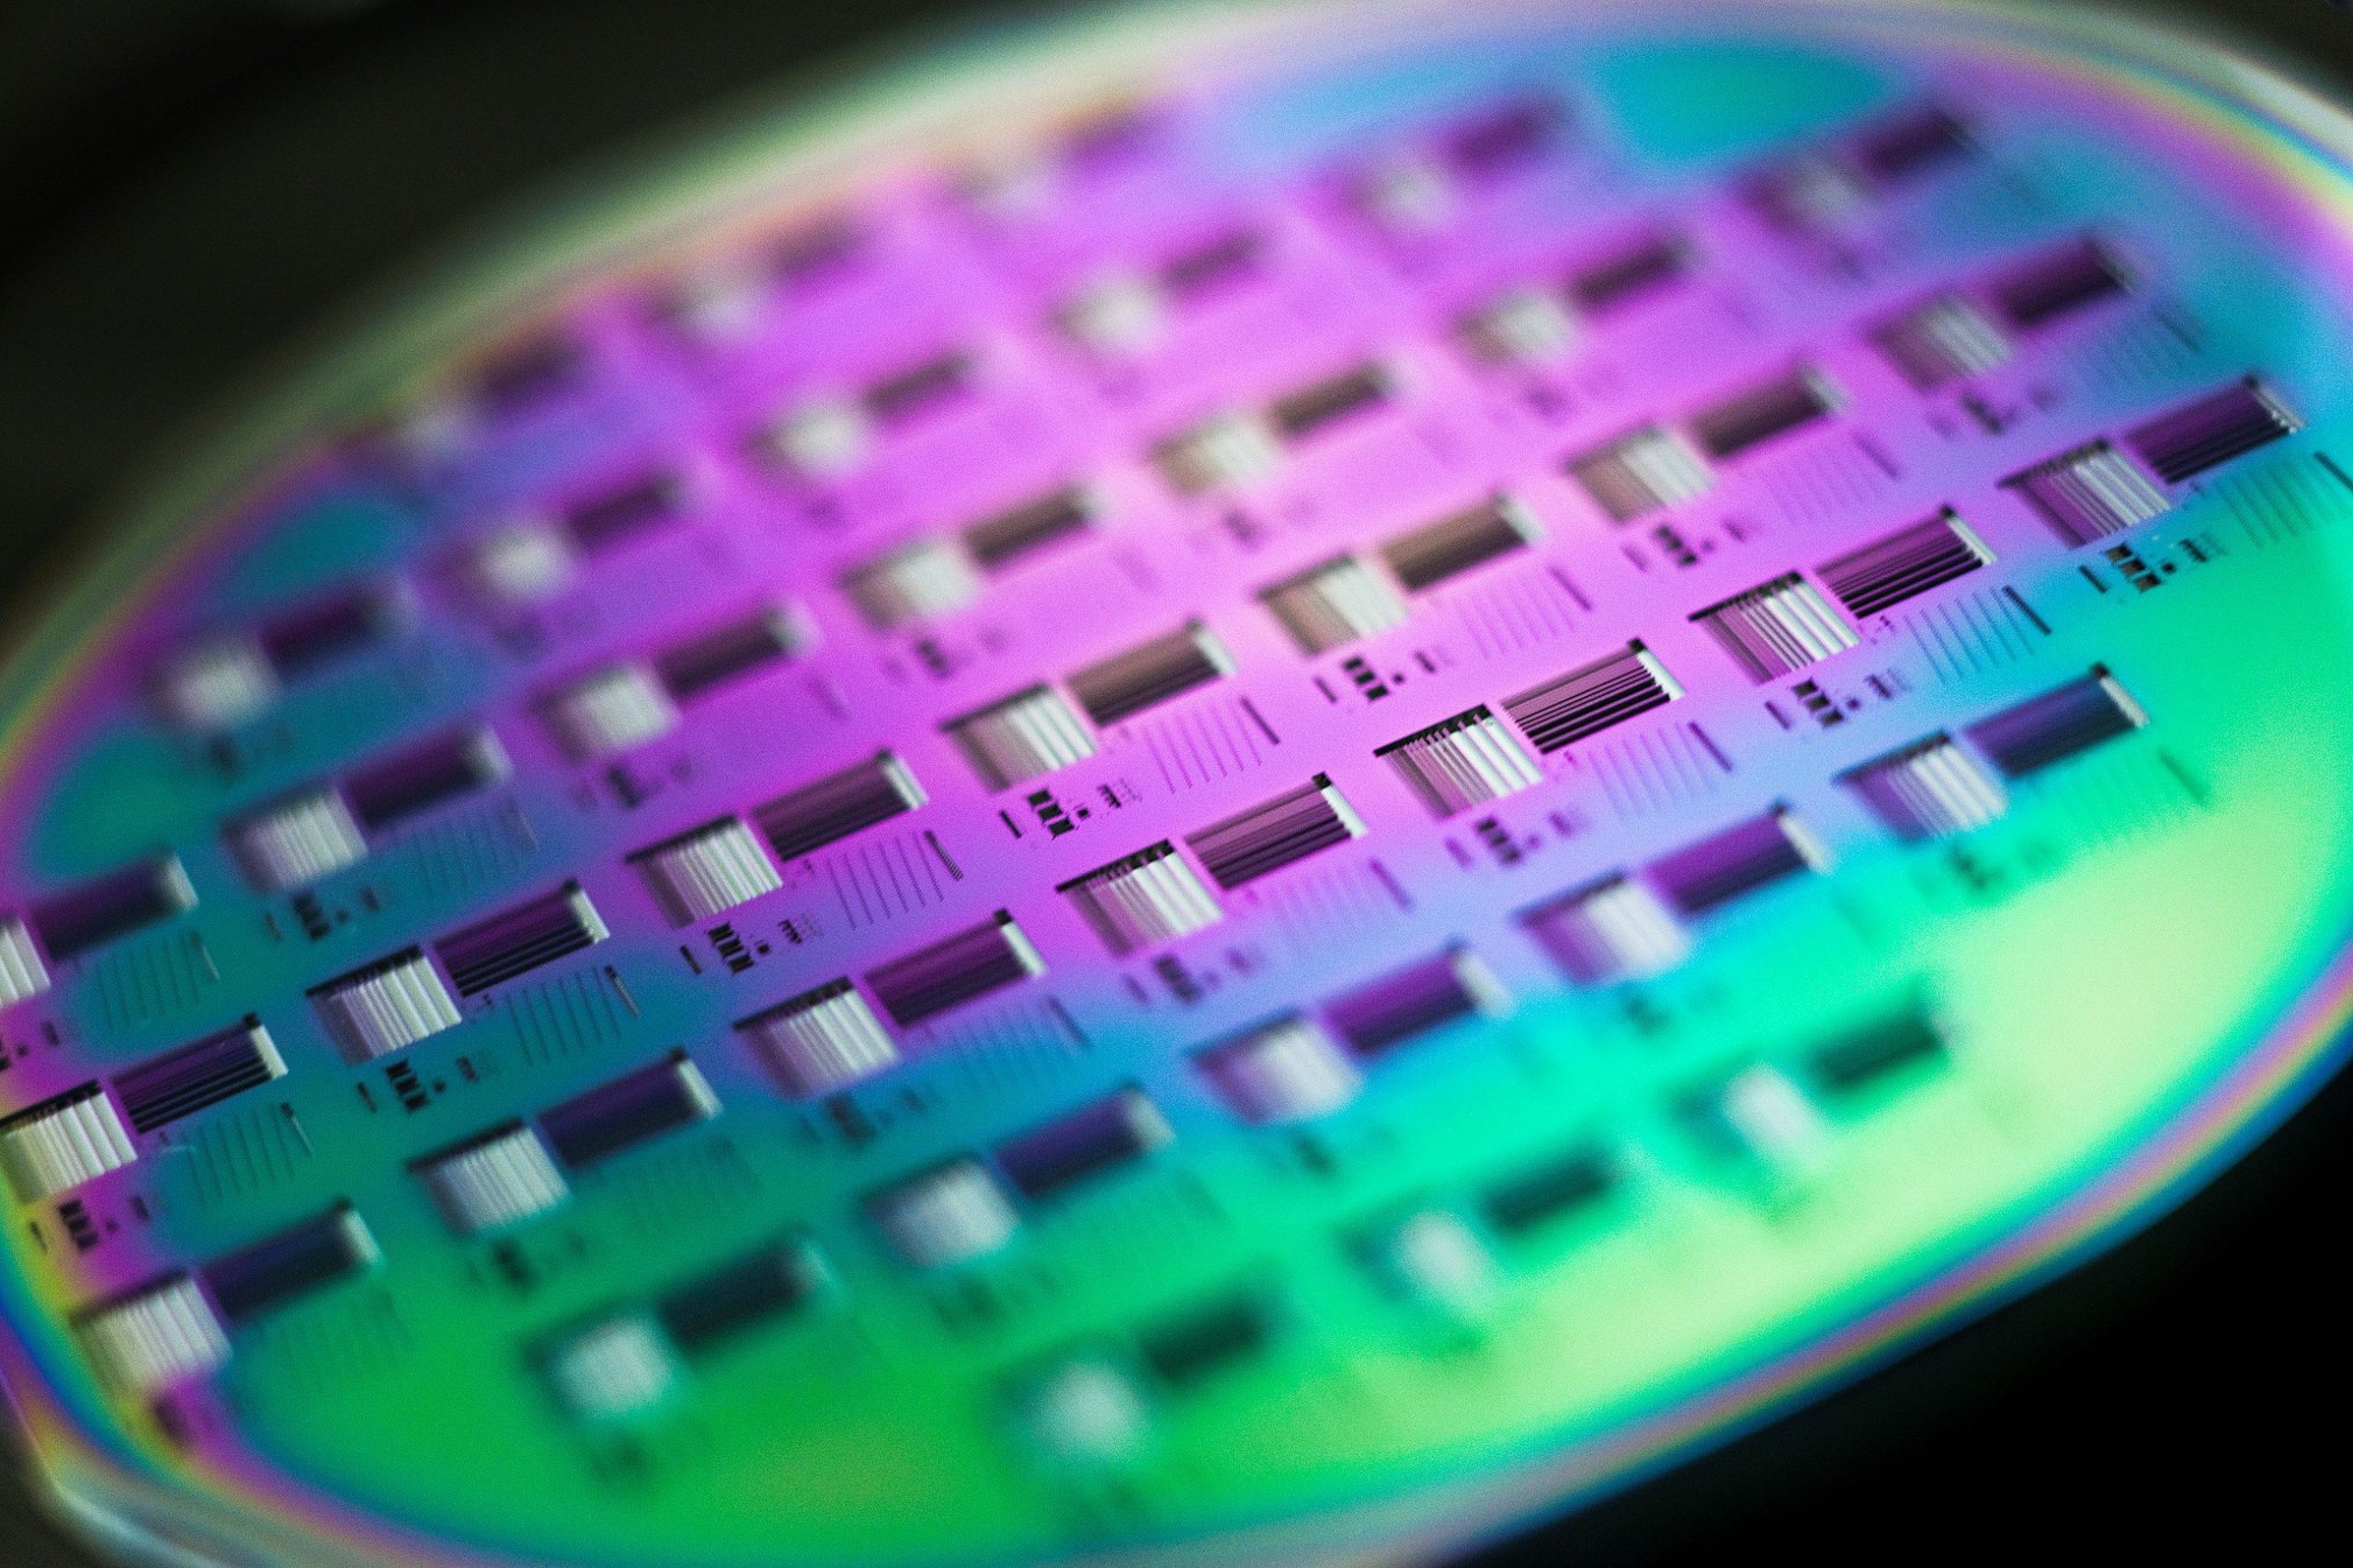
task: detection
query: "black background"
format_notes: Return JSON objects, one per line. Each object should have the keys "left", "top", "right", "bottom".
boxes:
{"left": 2, "top": 2, "right": 2349, "bottom": 1563}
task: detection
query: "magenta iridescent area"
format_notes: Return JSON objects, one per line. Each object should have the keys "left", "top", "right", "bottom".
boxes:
{"left": 6, "top": 6, "right": 2353, "bottom": 1568}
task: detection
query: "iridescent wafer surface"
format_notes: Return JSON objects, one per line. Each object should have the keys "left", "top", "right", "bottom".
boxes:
{"left": 7, "top": 2, "right": 2353, "bottom": 1563}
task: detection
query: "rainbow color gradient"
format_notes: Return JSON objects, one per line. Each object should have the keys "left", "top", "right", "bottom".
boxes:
{"left": 7, "top": 2, "right": 2353, "bottom": 1564}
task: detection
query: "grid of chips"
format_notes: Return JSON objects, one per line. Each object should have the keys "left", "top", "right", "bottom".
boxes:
{"left": 6, "top": 2, "right": 2353, "bottom": 1564}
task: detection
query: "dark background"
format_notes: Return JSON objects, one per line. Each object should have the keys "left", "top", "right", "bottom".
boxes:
{"left": 2, "top": 2, "right": 2349, "bottom": 1562}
